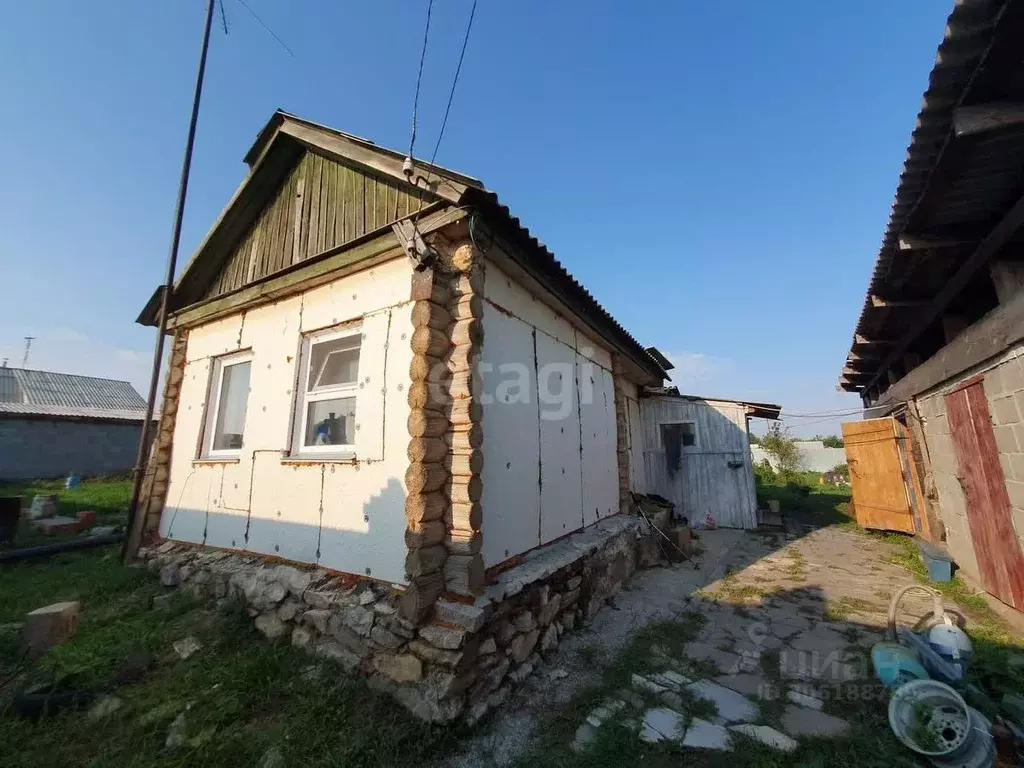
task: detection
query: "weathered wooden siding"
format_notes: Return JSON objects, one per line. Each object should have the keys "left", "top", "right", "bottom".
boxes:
{"left": 641, "top": 397, "right": 758, "bottom": 529}
{"left": 205, "top": 151, "right": 428, "bottom": 300}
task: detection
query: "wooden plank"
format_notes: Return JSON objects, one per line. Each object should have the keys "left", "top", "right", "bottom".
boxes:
{"left": 864, "top": 193, "right": 1024, "bottom": 397}
{"left": 871, "top": 295, "right": 929, "bottom": 308}
{"left": 281, "top": 171, "right": 296, "bottom": 270}
{"left": 169, "top": 203, "right": 461, "bottom": 329}
{"left": 279, "top": 121, "right": 465, "bottom": 203}
{"left": 872, "top": 287, "right": 1024, "bottom": 410}
{"left": 324, "top": 160, "right": 337, "bottom": 253}
{"left": 291, "top": 159, "right": 306, "bottom": 267}
{"left": 841, "top": 418, "right": 915, "bottom": 533}
{"left": 306, "top": 153, "right": 323, "bottom": 261}
{"left": 953, "top": 102, "right": 1024, "bottom": 137}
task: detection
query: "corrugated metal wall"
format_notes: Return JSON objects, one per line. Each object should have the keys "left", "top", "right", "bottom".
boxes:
{"left": 641, "top": 397, "right": 758, "bottom": 529}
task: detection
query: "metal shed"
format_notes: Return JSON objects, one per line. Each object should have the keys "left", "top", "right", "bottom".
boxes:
{"left": 640, "top": 390, "right": 780, "bottom": 529}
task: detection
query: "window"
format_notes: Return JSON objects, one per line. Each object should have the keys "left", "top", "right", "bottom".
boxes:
{"left": 293, "top": 327, "right": 361, "bottom": 455}
{"left": 203, "top": 352, "right": 252, "bottom": 457}
{"left": 680, "top": 422, "right": 696, "bottom": 447}
{"left": 660, "top": 421, "right": 697, "bottom": 473}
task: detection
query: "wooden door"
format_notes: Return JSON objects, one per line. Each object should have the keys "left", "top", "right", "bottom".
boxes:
{"left": 945, "top": 379, "right": 1024, "bottom": 610}
{"left": 841, "top": 418, "right": 916, "bottom": 533}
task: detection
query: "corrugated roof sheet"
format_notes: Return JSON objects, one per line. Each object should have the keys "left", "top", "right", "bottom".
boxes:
{"left": 0, "top": 367, "right": 147, "bottom": 421}
{"left": 842, "top": 0, "right": 1024, "bottom": 391}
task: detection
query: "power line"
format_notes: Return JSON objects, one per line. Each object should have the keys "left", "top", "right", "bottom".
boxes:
{"left": 427, "top": 0, "right": 478, "bottom": 168}
{"left": 235, "top": 0, "right": 294, "bottom": 57}
{"left": 218, "top": 0, "right": 229, "bottom": 34}
{"left": 409, "top": 0, "right": 435, "bottom": 158}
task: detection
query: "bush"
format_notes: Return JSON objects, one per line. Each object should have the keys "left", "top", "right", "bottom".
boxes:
{"left": 753, "top": 459, "right": 776, "bottom": 486}
{"left": 761, "top": 423, "right": 802, "bottom": 474}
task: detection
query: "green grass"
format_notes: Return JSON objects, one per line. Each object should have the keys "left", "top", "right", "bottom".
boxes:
{"left": 0, "top": 477, "right": 460, "bottom": 768}
{"left": 0, "top": 474, "right": 132, "bottom": 549}
{"left": 755, "top": 473, "right": 853, "bottom": 530}
{"left": 0, "top": 546, "right": 460, "bottom": 767}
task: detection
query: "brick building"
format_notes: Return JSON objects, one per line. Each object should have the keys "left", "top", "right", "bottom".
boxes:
{"left": 838, "top": 0, "right": 1024, "bottom": 612}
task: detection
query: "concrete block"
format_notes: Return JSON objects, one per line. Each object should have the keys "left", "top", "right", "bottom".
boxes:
{"left": 993, "top": 396, "right": 1021, "bottom": 426}
{"left": 24, "top": 601, "right": 80, "bottom": 657}
{"left": 1001, "top": 454, "right": 1016, "bottom": 482}
{"left": 1012, "top": 508, "right": 1024, "bottom": 540}
{"left": 1008, "top": 482, "right": 1024, "bottom": 513}
{"left": 931, "top": 414, "right": 950, "bottom": 436}
{"left": 995, "top": 426, "right": 1019, "bottom": 454}
{"left": 1014, "top": 392, "right": 1024, "bottom": 422}
{"left": 1000, "top": 360, "right": 1024, "bottom": 393}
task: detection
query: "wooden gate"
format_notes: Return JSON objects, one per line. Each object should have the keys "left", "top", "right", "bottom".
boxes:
{"left": 945, "top": 378, "right": 1024, "bottom": 610}
{"left": 841, "top": 418, "right": 918, "bottom": 533}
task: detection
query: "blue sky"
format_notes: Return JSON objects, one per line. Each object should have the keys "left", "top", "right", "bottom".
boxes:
{"left": 0, "top": 1, "right": 951, "bottom": 437}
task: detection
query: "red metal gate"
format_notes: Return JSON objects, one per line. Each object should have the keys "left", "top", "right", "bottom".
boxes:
{"left": 945, "top": 378, "right": 1024, "bottom": 610}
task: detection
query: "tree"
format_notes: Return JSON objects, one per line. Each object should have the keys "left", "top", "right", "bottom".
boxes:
{"left": 748, "top": 432, "right": 761, "bottom": 446}
{"left": 761, "top": 423, "right": 801, "bottom": 475}
{"left": 812, "top": 434, "right": 845, "bottom": 448}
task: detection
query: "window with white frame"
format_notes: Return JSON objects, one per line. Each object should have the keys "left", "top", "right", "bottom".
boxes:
{"left": 203, "top": 351, "right": 253, "bottom": 458}
{"left": 292, "top": 326, "right": 361, "bottom": 454}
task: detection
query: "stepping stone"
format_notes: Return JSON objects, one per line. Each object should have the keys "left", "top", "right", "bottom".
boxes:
{"left": 714, "top": 673, "right": 778, "bottom": 700}
{"left": 686, "top": 680, "right": 759, "bottom": 723}
{"left": 729, "top": 724, "right": 798, "bottom": 753}
{"left": 639, "top": 707, "right": 685, "bottom": 743}
{"left": 684, "top": 642, "right": 742, "bottom": 675}
{"left": 649, "top": 670, "right": 691, "bottom": 690}
{"left": 787, "top": 689, "right": 823, "bottom": 711}
{"left": 781, "top": 705, "right": 851, "bottom": 738}
{"left": 632, "top": 674, "right": 668, "bottom": 695}
{"left": 585, "top": 699, "right": 626, "bottom": 728}
{"left": 682, "top": 717, "right": 731, "bottom": 750}
{"left": 571, "top": 722, "right": 597, "bottom": 752}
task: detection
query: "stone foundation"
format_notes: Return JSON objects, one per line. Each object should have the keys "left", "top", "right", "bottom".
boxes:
{"left": 139, "top": 515, "right": 649, "bottom": 723}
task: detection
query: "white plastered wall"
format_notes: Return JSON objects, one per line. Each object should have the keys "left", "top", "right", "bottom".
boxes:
{"left": 160, "top": 257, "right": 413, "bottom": 584}
{"left": 479, "top": 257, "right": 621, "bottom": 567}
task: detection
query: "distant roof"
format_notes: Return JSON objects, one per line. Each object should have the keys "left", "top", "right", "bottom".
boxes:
{"left": 0, "top": 367, "right": 148, "bottom": 421}
{"left": 643, "top": 386, "right": 782, "bottom": 420}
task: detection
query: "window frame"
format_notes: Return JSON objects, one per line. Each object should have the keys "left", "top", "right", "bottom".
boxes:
{"left": 660, "top": 420, "right": 698, "bottom": 450}
{"left": 291, "top": 325, "right": 362, "bottom": 457}
{"left": 202, "top": 350, "right": 253, "bottom": 459}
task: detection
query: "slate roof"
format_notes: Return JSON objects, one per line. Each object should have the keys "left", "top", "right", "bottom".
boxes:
{"left": 0, "top": 367, "right": 148, "bottom": 421}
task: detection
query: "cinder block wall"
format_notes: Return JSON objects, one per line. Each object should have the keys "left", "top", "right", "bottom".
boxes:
{"left": 917, "top": 344, "right": 1024, "bottom": 583}
{"left": 0, "top": 418, "right": 145, "bottom": 480}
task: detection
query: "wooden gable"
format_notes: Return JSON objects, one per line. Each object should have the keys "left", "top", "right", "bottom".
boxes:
{"left": 204, "top": 149, "right": 432, "bottom": 301}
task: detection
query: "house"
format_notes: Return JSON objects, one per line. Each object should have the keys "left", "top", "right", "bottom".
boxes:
{"left": 133, "top": 111, "right": 673, "bottom": 721}
{"left": 637, "top": 389, "right": 780, "bottom": 528}
{"left": 0, "top": 366, "right": 149, "bottom": 480}
{"left": 838, "top": 0, "right": 1024, "bottom": 612}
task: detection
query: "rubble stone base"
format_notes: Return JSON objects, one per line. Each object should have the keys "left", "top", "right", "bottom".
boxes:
{"left": 139, "top": 515, "right": 649, "bottom": 724}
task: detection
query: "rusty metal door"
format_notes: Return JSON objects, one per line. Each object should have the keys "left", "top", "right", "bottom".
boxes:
{"left": 945, "top": 378, "right": 1024, "bottom": 610}
{"left": 841, "top": 418, "right": 916, "bottom": 533}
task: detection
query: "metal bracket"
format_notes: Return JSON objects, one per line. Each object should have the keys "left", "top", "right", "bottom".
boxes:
{"left": 393, "top": 219, "right": 437, "bottom": 270}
